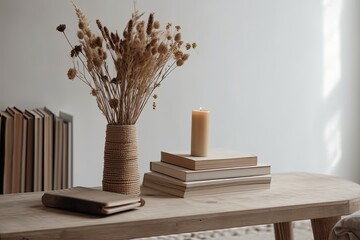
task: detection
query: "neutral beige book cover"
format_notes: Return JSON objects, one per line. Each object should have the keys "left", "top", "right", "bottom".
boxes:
{"left": 42, "top": 187, "right": 145, "bottom": 215}
{"left": 143, "top": 171, "right": 271, "bottom": 197}
{"left": 144, "top": 180, "right": 270, "bottom": 198}
{"left": 7, "top": 107, "right": 24, "bottom": 193}
{"left": 150, "top": 161, "right": 271, "bottom": 182}
{"left": 0, "top": 111, "right": 13, "bottom": 194}
{"left": 143, "top": 172, "right": 271, "bottom": 198}
{"left": 161, "top": 150, "right": 258, "bottom": 170}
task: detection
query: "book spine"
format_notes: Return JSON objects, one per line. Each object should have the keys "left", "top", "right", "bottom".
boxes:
{"left": 150, "top": 162, "right": 187, "bottom": 182}
{"left": 160, "top": 152, "right": 195, "bottom": 170}
{"left": 41, "top": 194, "right": 103, "bottom": 215}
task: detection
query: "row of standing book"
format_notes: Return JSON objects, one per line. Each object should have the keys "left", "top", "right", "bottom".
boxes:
{"left": 0, "top": 106, "right": 73, "bottom": 194}
{"left": 143, "top": 150, "right": 272, "bottom": 197}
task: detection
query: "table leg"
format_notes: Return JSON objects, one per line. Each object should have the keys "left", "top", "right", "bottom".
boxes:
{"left": 274, "top": 222, "right": 294, "bottom": 240}
{"left": 311, "top": 216, "right": 341, "bottom": 240}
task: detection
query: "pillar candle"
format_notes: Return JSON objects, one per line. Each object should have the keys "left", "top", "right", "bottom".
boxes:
{"left": 191, "top": 109, "right": 210, "bottom": 157}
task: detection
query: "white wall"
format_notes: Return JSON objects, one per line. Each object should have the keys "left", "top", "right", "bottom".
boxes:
{"left": 0, "top": 0, "right": 359, "bottom": 186}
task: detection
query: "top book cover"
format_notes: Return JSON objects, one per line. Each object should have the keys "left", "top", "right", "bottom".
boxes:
{"left": 161, "top": 150, "right": 258, "bottom": 170}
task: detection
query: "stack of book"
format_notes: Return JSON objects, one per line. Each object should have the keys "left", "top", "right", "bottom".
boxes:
{"left": 0, "top": 106, "right": 73, "bottom": 194}
{"left": 143, "top": 150, "right": 271, "bottom": 197}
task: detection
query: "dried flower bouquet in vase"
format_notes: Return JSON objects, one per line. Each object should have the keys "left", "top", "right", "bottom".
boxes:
{"left": 57, "top": 4, "right": 196, "bottom": 195}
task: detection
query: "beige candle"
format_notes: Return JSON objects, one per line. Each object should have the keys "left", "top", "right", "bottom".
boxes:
{"left": 191, "top": 109, "right": 210, "bottom": 157}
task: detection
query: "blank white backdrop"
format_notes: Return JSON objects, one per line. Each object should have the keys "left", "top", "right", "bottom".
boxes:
{"left": 0, "top": 0, "right": 359, "bottom": 187}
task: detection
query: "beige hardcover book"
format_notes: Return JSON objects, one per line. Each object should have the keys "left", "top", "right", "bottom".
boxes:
{"left": 161, "top": 150, "right": 257, "bottom": 170}
{"left": 23, "top": 111, "right": 34, "bottom": 192}
{"left": 143, "top": 172, "right": 271, "bottom": 197}
{"left": 1, "top": 111, "right": 13, "bottom": 194}
{"left": 143, "top": 172, "right": 270, "bottom": 198}
{"left": 35, "top": 108, "right": 53, "bottom": 191}
{"left": 6, "top": 107, "right": 24, "bottom": 193}
{"left": 144, "top": 180, "right": 270, "bottom": 198}
{"left": 59, "top": 111, "right": 73, "bottom": 188}
{"left": 42, "top": 187, "right": 145, "bottom": 215}
{"left": 61, "top": 121, "right": 68, "bottom": 189}
{"left": 20, "top": 117, "right": 27, "bottom": 193}
{"left": 26, "top": 109, "right": 43, "bottom": 192}
{"left": 150, "top": 161, "right": 271, "bottom": 182}
{"left": 53, "top": 117, "right": 63, "bottom": 190}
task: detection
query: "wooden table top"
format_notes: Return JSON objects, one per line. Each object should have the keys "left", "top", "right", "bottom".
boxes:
{"left": 1, "top": 172, "right": 360, "bottom": 240}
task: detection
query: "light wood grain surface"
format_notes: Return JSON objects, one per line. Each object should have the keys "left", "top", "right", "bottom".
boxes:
{"left": 1, "top": 172, "right": 360, "bottom": 240}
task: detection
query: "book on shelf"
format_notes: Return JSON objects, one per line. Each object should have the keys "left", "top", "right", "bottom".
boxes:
{"left": 26, "top": 109, "right": 43, "bottom": 192}
{"left": 53, "top": 116, "right": 63, "bottom": 190}
{"left": 150, "top": 161, "right": 271, "bottom": 182}
{"left": 20, "top": 115, "right": 27, "bottom": 193}
{"left": 1, "top": 111, "right": 14, "bottom": 194}
{"left": 6, "top": 107, "right": 24, "bottom": 193}
{"left": 42, "top": 187, "right": 145, "bottom": 215}
{"left": 143, "top": 171, "right": 271, "bottom": 198}
{"left": 1, "top": 111, "right": 13, "bottom": 194}
{"left": 23, "top": 111, "right": 34, "bottom": 192}
{"left": 161, "top": 150, "right": 258, "bottom": 170}
{"left": 59, "top": 111, "right": 73, "bottom": 188}
{"left": 35, "top": 108, "right": 54, "bottom": 191}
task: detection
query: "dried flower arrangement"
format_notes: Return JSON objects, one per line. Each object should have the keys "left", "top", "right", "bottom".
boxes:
{"left": 57, "top": 4, "right": 196, "bottom": 125}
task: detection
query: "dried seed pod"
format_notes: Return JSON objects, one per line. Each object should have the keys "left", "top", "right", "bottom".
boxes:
{"left": 151, "top": 47, "right": 157, "bottom": 55}
{"left": 158, "top": 42, "right": 167, "bottom": 54}
{"left": 175, "top": 51, "right": 183, "bottom": 60}
{"left": 136, "top": 21, "right": 145, "bottom": 32}
{"left": 104, "top": 26, "right": 110, "bottom": 40}
{"left": 166, "top": 23, "right": 172, "bottom": 30}
{"left": 109, "top": 99, "right": 119, "bottom": 109}
{"left": 96, "top": 19, "right": 103, "bottom": 30}
{"left": 93, "top": 57, "right": 102, "bottom": 68}
{"left": 111, "top": 32, "right": 116, "bottom": 43}
{"left": 182, "top": 54, "right": 189, "bottom": 61}
{"left": 77, "top": 31, "right": 84, "bottom": 39}
{"left": 186, "top": 43, "right": 191, "bottom": 50}
{"left": 85, "top": 29, "right": 91, "bottom": 38}
{"left": 102, "top": 51, "right": 107, "bottom": 60}
{"left": 153, "top": 21, "right": 160, "bottom": 29}
{"left": 127, "top": 19, "right": 134, "bottom": 34}
{"left": 90, "top": 88, "right": 98, "bottom": 96}
{"left": 67, "top": 68, "right": 77, "bottom": 79}
{"left": 56, "top": 24, "right": 66, "bottom": 32}
{"left": 74, "top": 45, "right": 82, "bottom": 55}
{"left": 146, "top": 13, "right": 154, "bottom": 35}
{"left": 95, "top": 36, "right": 102, "bottom": 47}
{"left": 176, "top": 59, "right": 184, "bottom": 66}
{"left": 101, "top": 75, "right": 109, "bottom": 82}
{"left": 175, "top": 33, "right": 181, "bottom": 42}
{"left": 150, "top": 38, "right": 157, "bottom": 46}
{"left": 78, "top": 21, "right": 85, "bottom": 30}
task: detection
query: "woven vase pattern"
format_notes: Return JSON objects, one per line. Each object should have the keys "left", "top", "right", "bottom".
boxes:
{"left": 102, "top": 124, "right": 140, "bottom": 195}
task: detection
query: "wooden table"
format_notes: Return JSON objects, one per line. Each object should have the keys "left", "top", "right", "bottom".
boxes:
{"left": 1, "top": 172, "right": 360, "bottom": 240}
